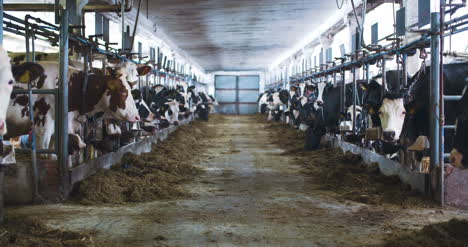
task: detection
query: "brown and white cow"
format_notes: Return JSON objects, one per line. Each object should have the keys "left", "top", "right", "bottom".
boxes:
{"left": 6, "top": 61, "right": 141, "bottom": 154}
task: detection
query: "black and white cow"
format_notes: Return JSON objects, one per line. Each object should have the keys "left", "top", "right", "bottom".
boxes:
{"left": 258, "top": 90, "right": 273, "bottom": 114}
{"left": 0, "top": 46, "right": 15, "bottom": 136}
{"left": 451, "top": 83, "right": 468, "bottom": 169}
{"left": 401, "top": 63, "right": 468, "bottom": 168}
{"left": 266, "top": 90, "right": 289, "bottom": 121}
{"left": 143, "top": 85, "right": 184, "bottom": 127}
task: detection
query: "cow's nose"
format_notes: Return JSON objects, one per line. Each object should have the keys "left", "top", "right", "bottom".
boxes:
{"left": 317, "top": 100, "right": 323, "bottom": 105}
{"left": 383, "top": 131, "right": 395, "bottom": 141}
{"left": 135, "top": 116, "right": 140, "bottom": 121}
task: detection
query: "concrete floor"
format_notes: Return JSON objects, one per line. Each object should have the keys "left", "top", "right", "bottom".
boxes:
{"left": 9, "top": 115, "right": 468, "bottom": 247}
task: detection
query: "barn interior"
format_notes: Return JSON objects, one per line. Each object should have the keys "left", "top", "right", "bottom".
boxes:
{"left": 1, "top": 0, "right": 468, "bottom": 246}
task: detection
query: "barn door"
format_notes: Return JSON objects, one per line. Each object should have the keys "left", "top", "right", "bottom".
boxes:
{"left": 215, "top": 75, "right": 259, "bottom": 115}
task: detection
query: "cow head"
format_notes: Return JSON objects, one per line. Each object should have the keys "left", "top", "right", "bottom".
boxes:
{"left": 165, "top": 100, "right": 180, "bottom": 124}
{"left": 339, "top": 105, "right": 364, "bottom": 133}
{"left": 105, "top": 76, "right": 140, "bottom": 122}
{"left": 132, "top": 89, "right": 156, "bottom": 122}
{"left": 378, "top": 98, "right": 406, "bottom": 142}
{"left": 113, "top": 62, "right": 152, "bottom": 86}
{"left": 0, "top": 46, "right": 15, "bottom": 135}
{"left": 314, "top": 81, "right": 327, "bottom": 109}
{"left": 279, "top": 90, "right": 289, "bottom": 104}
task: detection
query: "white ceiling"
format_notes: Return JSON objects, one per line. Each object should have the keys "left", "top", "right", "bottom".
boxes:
{"left": 147, "top": 0, "right": 339, "bottom": 72}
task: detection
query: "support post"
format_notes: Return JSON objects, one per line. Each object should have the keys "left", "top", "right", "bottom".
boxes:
{"left": 430, "top": 12, "right": 441, "bottom": 200}
{"left": 121, "top": 0, "right": 125, "bottom": 52}
{"left": 0, "top": 0, "right": 3, "bottom": 224}
{"left": 0, "top": 0, "right": 3, "bottom": 44}
{"left": 352, "top": 67, "right": 357, "bottom": 135}
{"left": 439, "top": 0, "right": 445, "bottom": 206}
{"left": 402, "top": 53, "right": 408, "bottom": 88}
{"left": 0, "top": 168, "right": 3, "bottom": 223}
{"left": 340, "top": 69, "right": 346, "bottom": 113}
{"left": 58, "top": 7, "right": 70, "bottom": 196}
{"left": 381, "top": 58, "right": 386, "bottom": 97}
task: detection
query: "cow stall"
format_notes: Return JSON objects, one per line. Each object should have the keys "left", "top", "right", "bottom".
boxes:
{"left": 263, "top": 1, "right": 468, "bottom": 209}
{"left": 0, "top": 0, "right": 214, "bottom": 223}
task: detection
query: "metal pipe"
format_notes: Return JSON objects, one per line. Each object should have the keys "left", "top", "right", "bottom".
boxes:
{"left": 0, "top": 0, "right": 3, "bottom": 44}
{"left": 4, "top": 3, "right": 131, "bottom": 12}
{"left": 444, "top": 95, "right": 463, "bottom": 101}
{"left": 365, "top": 63, "right": 370, "bottom": 85}
{"left": 129, "top": 0, "right": 142, "bottom": 53}
{"left": 121, "top": 0, "right": 125, "bottom": 52}
{"left": 381, "top": 58, "right": 386, "bottom": 98}
{"left": 402, "top": 53, "right": 408, "bottom": 88}
{"left": 439, "top": 0, "right": 445, "bottom": 207}
{"left": 58, "top": 8, "right": 70, "bottom": 196}
{"left": 12, "top": 89, "right": 57, "bottom": 94}
{"left": 340, "top": 69, "right": 346, "bottom": 113}
{"left": 429, "top": 12, "right": 441, "bottom": 200}
{"left": 0, "top": 168, "right": 4, "bottom": 223}
{"left": 25, "top": 15, "right": 31, "bottom": 62}
{"left": 352, "top": 68, "right": 357, "bottom": 135}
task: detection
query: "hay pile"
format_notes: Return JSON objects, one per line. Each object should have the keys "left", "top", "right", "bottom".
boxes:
{"left": 262, "top": 119, "right": 435, "bottom": 208}
{"left": 74, "top": 117, "right": 218, "bottom": 204}
{"left": 0, "top": 217, "right": 95, "bottom": 247}
{"left": 381, "top": 218, "right": 468, "bottom": 247}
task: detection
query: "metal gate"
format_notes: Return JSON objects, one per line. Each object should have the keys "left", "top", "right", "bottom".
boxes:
{"left": 215, "top": 75, "right": 259, "bottom": 114}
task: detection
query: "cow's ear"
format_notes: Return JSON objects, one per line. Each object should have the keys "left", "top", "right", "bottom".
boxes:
{"left": 137, "top": 66, "right": 152, "bottom": 76}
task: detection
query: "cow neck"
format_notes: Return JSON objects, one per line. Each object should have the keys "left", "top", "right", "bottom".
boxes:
{"left": 69, "top": 72, "right": 111, "bottom": 115}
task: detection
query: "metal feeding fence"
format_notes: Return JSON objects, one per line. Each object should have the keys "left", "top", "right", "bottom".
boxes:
{"left": 0, "top": 0, "right": 205, "bottom": 222}
{"left": 271, "top": 1, "right": 468, "bottom": 206}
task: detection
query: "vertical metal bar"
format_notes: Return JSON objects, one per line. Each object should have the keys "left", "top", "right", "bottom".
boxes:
{"left": 352, "top": 68, "right": 357, "bottom": 135}
{"left": 430, "top": 12, "right": 441, "bottom": 199}
{"left": 0, "top": 0, "right": 3, "bottom": 222}
{"left": 31, "top": 29, "right": 36, "bottom": 62}
{"left": 340, "top": 69, "right": 346, "bottom": 113}
{"left": 381, "top": 58, "right": 386, "bottom": 97}
{"left": 0, "top": 0, "right": 3, "bottom": 44}
{"left": 27, "top": 73, "right": 39, "bottom": 202}
{"left": 0, "top": 168, "right": 4, "bottom": 223}
{"left": 25, "top": 16, "right": 31, "bottom": 62}
{"left": 365, "top": 63, "right": 370, "bottom": 85}
{"left": 236, "top": 76, "right": 240, "bottom": 115}
{"left": 58, "top": 8, "right": 70, "bottom": 195}
{"left": 121, "top": 0, "right": 125, "bottom": 51}
{"left": 438, "top": 0, "right": 445, "bottom": 206}
{"left": 402, "top": 53, "right": 408, "bottom": 88}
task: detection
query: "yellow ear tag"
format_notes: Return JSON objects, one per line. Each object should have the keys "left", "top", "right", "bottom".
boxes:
{"left": 369, "top": 107, "right": 375, "bottom": 114}
{"left": 409, "top": 108, "right": 416, "bottom": 114}
{"left": 107, "top": 80, "right": 118, "bottom": 90}
{"left": 19, "top": 71, "right": 31, "bottom": 83}
{"left": 360, "top": 85, "right": 367, "bottom": 91}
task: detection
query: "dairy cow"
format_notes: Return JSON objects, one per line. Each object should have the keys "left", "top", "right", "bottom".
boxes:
{"left": 6, "top": 61, "right": 140, "bottom": 154}
{"left": 451, "top": 85, "right": 468, "bottom": 169}
{"left": 0, "top": 46, "right": 15, "bottom": 136}
{"left": 257, "top": 90, "right": 272, "bottom": 114}
{"left": 266, "top": 90, "right": 289, "bottom": 121}
{"left": 401, "top": 63, "right": 468, "bottom": 167}
{"left": 143, "top": 85, "right": 183, "bottom": 127}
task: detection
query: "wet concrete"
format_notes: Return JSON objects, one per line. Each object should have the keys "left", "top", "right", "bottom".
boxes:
{"left": 8, "top": 115, "right": 468, "bottom": 247}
